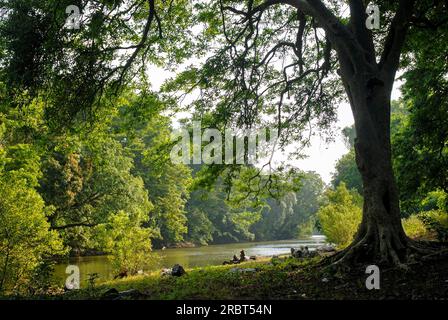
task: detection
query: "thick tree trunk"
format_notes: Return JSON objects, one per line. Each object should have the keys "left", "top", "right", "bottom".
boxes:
{"left": 335, "top": 74, "right": 411, "bottom": 266}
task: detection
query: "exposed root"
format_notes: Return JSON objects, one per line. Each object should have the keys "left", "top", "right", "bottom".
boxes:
{"left": 320, "top": 237, "right": 446, "bottom": 272}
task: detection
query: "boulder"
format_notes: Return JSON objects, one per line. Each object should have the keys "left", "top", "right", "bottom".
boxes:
{"left": 171, "top": 264, "right": 186, "bottom": 277}
{"left": 118, "top": 289, "right": 143, "bottom": 299}
{"left": 291, "top": 248, "right": 303, "bottom": 258}
{"left": 292, "top": 246, "right": 320, "bottom": 258}
{"left": 101, "top": 288, "right": 119, "bottom": 300}
{"left": 316, "top": 244, "right": 336, "bottom": 253}
{"left": 101, "top": 288, "right": 145, "bottom": 300}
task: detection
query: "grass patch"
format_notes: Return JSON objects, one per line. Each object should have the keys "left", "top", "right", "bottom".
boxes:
{"left": 28, "top": 251, "right": 448, "bottom": 300}
{"left": 62, "top": 256, "right": 320, "bottom": 300}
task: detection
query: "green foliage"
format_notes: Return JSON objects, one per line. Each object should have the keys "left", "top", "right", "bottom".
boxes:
{"left": 252, "top": 171, "right": 324, "bottom": 240}
{"left": 64, "top": 256, "right": 320, "bottom": 300}
{"left": 418, "top": 210, "right": 448, "bottom": 242}
{"left": 96, "top": 211, "right": 158, "bottom": 275}
{"left": 331, "top": 126, "right": 362, "bottom": 195}
{"left": 402, "top": 216, "right": 428, "bottom": 240}
{"left": 40, "top": 135, "right": 154, "bottom": 252}
{"left": 116, "top": 97, "right": 193, "bottom": 246}
{"left": 185, "top": 207, "right": 214, "bottom": 246}
{"left": 0, "top": 173, "right": 65, "bottom": 294}
{"left": 2, "top": 0, "right": 447, "bottom": 297}
{"left": 341, "top": 126, "right": 356, "bottom": 149}
{"left": 393, "top": 16, "right": 448, "bottom": 213}
{"left": 186, "top": 182, "right": 262, "bottom": 245}
{"left": 0, "top": 0, "right": 195, "bottom": 125}
{"left": 27, "top": 260, "right": 58, "bottom": 296}
{"left": 331, "top": 150, "right": 363, "bottom": 195}
{"left": 421, "top": 190, "right": 447, "bottom": 212}
{"left": 317, "top": 183, "right": 362, "bottom": 248}
{"left": 87, "top": 273, "right": 99, "bottom": 291}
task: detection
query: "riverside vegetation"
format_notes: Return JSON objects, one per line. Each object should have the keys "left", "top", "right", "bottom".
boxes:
{"left": 0, "top": 0, "right": 447, "bottom": 299}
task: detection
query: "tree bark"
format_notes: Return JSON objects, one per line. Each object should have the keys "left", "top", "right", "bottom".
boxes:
{"left": 334, "top": 72, "right": 411, "bottom": 266}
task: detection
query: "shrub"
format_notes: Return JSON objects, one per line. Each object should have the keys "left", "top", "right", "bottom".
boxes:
{"left": 317, "top": 183, "right": 362, "bottom": 248}
{"left": 96, "top": 211, "right": 159, "bottom": 275}
{"left": 0, "top": 174, "right": 65, "bottom": 294}
{"left": 418, "top": 210, "right": 448, "bottom": 242}
{"left": 402, "top": 215, "right": 428, "bottom": 239}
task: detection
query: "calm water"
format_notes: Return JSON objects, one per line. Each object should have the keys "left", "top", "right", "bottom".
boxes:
{"left": 54, "top": 236, "right": 326, "bottom": 287}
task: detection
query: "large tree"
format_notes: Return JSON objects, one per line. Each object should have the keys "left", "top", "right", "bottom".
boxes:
{"left": 2, "top": 0, "right": 446, "bottom": 266}
{"left": 168, "top": 0, "right": 447, "bottom": 266}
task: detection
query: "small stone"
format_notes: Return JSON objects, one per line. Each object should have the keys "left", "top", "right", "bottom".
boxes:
{"left": 161, "top": 268, "right": 172, "bottom": 276}
{"left": 171, "top": 264, "right": 186, "bottom": 277}
{"left": 322, "top": 277, "right": 329, "bottom": 283}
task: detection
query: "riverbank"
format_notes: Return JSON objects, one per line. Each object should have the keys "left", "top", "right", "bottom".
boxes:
{"left": 52, "top": 238, "right": 327, "bottom": 286}
{"left": 57, "top": 253, "right": 448, "bottom": 300}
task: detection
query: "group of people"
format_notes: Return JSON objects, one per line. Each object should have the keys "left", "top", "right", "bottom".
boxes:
{"left": 223, "top": 250, "right": 247, "bottom": 265}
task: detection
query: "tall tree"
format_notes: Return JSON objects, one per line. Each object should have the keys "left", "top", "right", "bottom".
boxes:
{"left": 170, "top": 0, "right": 448, "bottom": 265}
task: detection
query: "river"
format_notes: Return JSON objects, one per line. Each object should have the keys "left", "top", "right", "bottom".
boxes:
{"left": 54, "top": 236, "right": 326, "bottom": 287}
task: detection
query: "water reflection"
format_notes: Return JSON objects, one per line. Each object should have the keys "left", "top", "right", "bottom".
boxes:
{"left": 53, "top": 236, "right": 326, "bottom": 287}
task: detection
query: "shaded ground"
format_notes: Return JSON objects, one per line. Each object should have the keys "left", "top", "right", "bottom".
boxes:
{"left": 57, "top": 253, "right": 448, "bottom": 300}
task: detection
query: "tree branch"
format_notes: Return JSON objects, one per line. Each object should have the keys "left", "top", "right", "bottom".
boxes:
{"left": 348, "top": 0, "right": 375, "bottom": 64}
{"left": 51, "top": 221, "right": 98, "bottom": 230}
{"left": 110, "top": 0, "right": 157, "bottom": 91}
{"left": 379, "top": 0, "right": 417, "bottom": 79}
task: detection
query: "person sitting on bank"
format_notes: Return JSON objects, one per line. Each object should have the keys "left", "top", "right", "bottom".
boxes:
{"left": 240, "top": 250, "right": 246, "bottom": 262}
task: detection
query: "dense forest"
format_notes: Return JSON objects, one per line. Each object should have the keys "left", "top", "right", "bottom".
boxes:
{"left": 0, "top": 0, "right": 447, "bottom": 298}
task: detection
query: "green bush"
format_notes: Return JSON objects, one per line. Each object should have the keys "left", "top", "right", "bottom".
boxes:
{"left": 418, "top": 210, "right": 448, "bottom": 242}
{"left": 0, "top": 174, "right": 65, "bottom": 294}
{"left": 96, "top": 211, "right": 159, "bottom": 275}
{"left": 402, "top": 215, "right": 428, "bottom": 239}
{"left": 317, "top": 183, "right": 362, "bottom": 248}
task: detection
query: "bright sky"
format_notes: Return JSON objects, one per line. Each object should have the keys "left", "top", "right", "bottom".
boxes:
{"left": 287, "top": 102, "right": 354, "bottom": 184}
